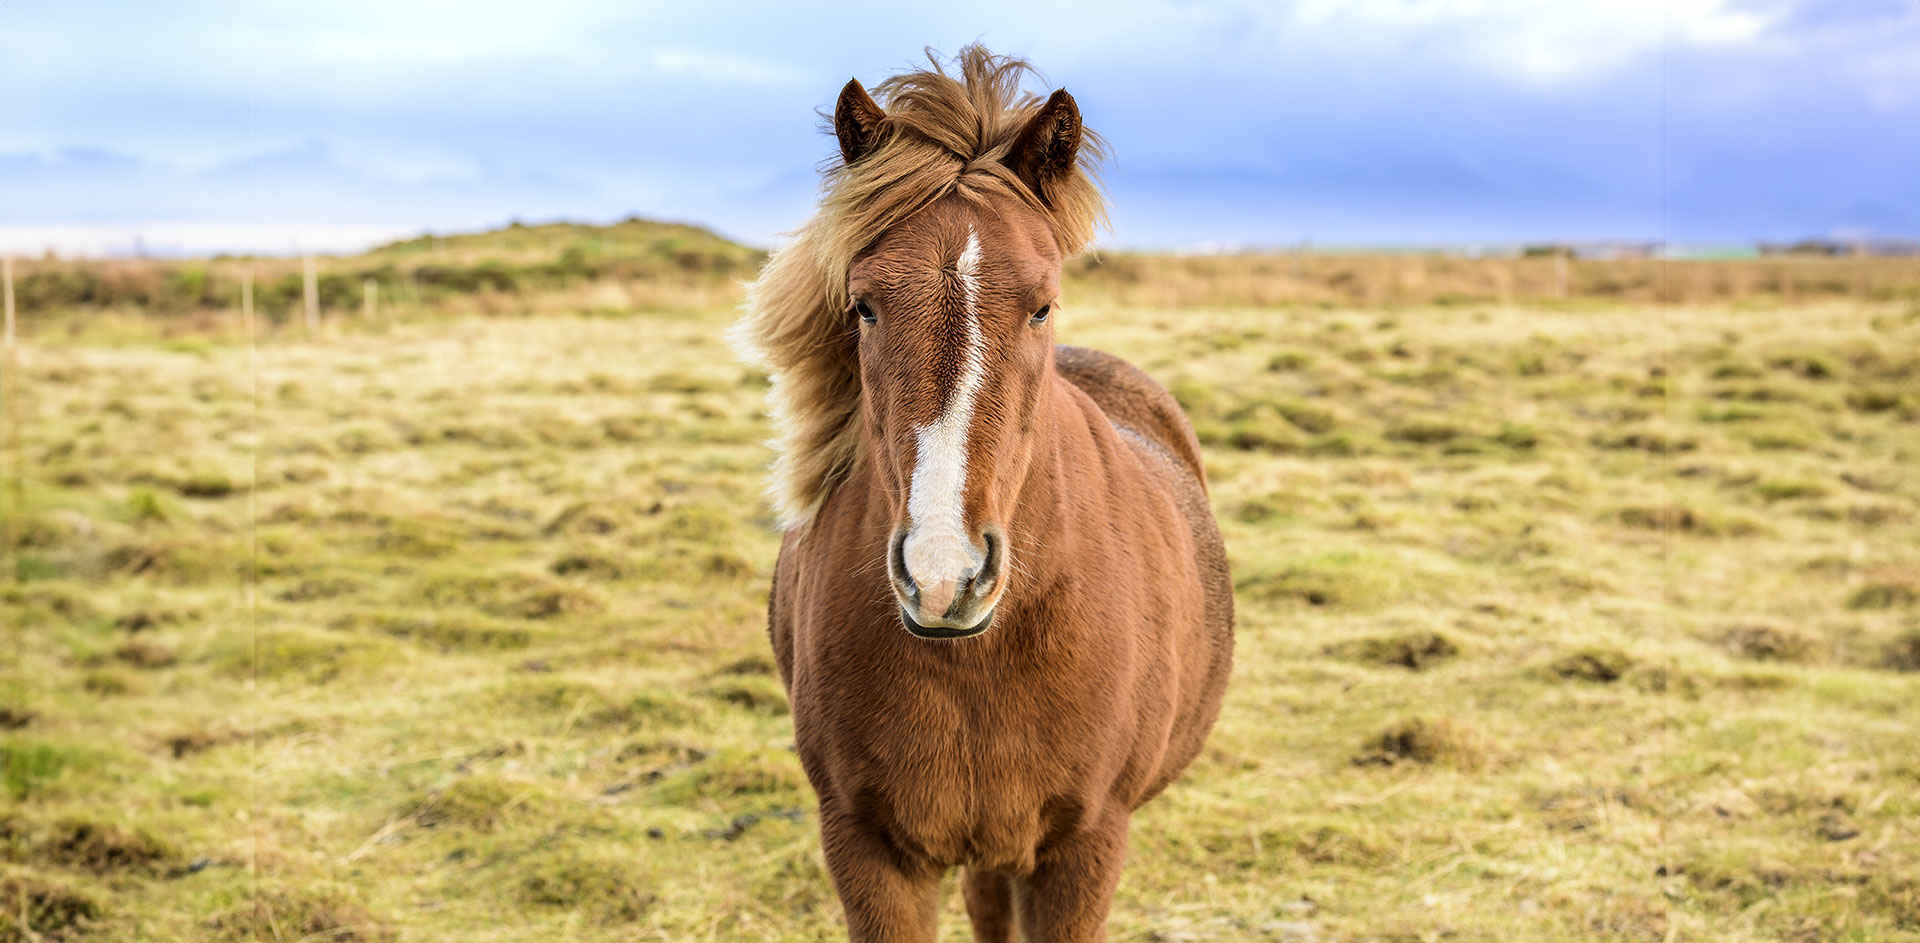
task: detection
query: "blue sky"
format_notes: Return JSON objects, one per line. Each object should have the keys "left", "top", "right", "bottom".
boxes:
{"left": 2, "top": 0, "right": 1916, "bottom": 255}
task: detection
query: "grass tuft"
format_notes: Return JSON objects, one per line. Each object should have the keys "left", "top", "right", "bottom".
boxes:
{"left": 1882, "top": 629, "right": 1920, "bottom": 672}
{"left": 205, "top": 885, "right": 393, "bottom": 943}
{"left": 1353, "top": 717, "right": 1484, "bottom": 769}
{"left": 1848, "top": 577, "right": 1919, "bottom": 610}
{"left": 33, "top": 818, "right": 177, "bottom": 874}
{"left": 411, "top": 775, "right": 555, "bottom": 832}
{"left": 517, "top": 846, "right": 656, "bottom": 924}
{"left": 1326, "top": 631, "right": 1459, "bottom": 670}
{"left": 0, "top": 872, "right": 101, "bottom": 942}
{"left": 1721, "top": 624, "right": 1818, "bottom": 663}
{"left": 1547, "top": 648, "right": 1634, "bottom": 683}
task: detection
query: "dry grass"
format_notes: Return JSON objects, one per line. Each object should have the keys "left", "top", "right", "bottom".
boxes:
{"left": 1, "top": 268, "right": 1918, "bottom": 940}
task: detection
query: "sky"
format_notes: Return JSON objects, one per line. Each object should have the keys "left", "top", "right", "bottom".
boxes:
{"left": 1, "top": 0, "right": 1916, "bottom": 256}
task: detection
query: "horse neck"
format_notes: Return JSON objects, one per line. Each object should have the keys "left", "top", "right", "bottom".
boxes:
{"left": 997, "top": 366, "right": 1080, "bottom": 599}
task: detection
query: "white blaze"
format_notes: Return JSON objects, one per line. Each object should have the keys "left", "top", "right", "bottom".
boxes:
{"left": 902, "top": 227, "right": 986, "bottom": 618}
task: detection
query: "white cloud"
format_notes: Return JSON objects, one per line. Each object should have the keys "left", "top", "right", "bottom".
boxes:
{"left": 1270, "top": 0, "right": 1776, "bottom": 86}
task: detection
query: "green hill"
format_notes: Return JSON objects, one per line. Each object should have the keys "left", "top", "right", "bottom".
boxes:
{"left": 368, "top": 216, "right": 765, "bottom": 271}
{"left": 8, "top": 217, "right": 768, "bottom": 323}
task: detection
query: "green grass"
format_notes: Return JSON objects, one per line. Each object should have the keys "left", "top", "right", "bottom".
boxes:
{"left": 1, "top": 292, "right": 1917, "bottom": 941}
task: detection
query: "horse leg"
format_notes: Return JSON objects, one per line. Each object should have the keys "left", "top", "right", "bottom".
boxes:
{"left": 818, "top": 805, "right": 941, "bottom": 943}
{"left": 1016, "top": 814, "right": 1129, "bottom": 943}
{"left": 962, "top": 868, "right": 1018, "bottom": 942}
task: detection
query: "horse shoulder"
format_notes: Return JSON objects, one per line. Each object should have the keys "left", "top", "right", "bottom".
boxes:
{"left": 1052, "top": 345, "right": 1209, "bottom": 491}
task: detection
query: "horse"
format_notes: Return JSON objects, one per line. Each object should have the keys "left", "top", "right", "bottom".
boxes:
{"left": 733, "top": 46, "right": 1233, "bottom": 942}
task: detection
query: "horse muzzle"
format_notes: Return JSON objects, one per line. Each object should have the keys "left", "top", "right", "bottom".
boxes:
{"left": 889, "top": 525, "right": 1004, "bottom": 640}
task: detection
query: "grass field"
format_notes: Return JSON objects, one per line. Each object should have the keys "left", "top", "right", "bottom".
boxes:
{"left": 3, "top": 253, "right": 1919, "bottom": 940}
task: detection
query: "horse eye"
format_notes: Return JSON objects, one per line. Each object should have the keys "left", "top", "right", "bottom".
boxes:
{"left": 855, "top": 300, "right": 876, "bottom": 324}
{"left": 1030, "top": 304, "right": 1051, "bottom": 325}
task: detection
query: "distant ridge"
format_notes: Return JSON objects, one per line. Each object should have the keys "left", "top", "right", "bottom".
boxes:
{"left": 365, "top": 216, "right": 764, "bottom": 268}
{"left": 3, "top": 215, "right": 768, "bottom": 318}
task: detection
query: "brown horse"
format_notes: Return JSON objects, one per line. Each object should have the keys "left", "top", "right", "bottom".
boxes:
{"left": 734, "top": 46, "right": 1233, "bottom": 942}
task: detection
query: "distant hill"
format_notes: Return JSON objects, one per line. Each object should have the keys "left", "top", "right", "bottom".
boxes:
{"left": 367, "top": 217, "right": 765, "bottom": 272}
{"left": 6, "top": 216, "right": 769, "bottom": 320}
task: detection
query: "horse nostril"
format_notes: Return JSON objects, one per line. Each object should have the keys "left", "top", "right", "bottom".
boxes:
{"left": 889, "top": 530, "right": 918, "bottom": 598}
{"left": 972, "top": 529, "right": 1002, "bottom": 596}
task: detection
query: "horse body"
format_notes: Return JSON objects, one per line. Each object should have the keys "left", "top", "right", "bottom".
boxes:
{"left": 770, "top": 345, "right": 1231, "bottom": 939}
{"left": 738, "top": 46, "right": 1232, "bottom": 942}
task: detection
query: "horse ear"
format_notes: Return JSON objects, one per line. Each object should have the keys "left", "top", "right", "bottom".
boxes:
{"left": 1008, "top": 89, "right": 1082, "bottom": 202}
{"left": 834, "top": 79, "right": 887, "bottom": 166}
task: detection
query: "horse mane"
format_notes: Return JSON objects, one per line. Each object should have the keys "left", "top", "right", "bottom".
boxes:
{"left": 732, "top": 44, "right": 1108, "bottom": 531}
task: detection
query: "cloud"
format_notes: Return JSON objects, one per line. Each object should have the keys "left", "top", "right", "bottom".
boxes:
{"left": 1275, "top": 0, "right": 1773, "bottom": 84}
{"left": 0, "top": 0, "right": 1914, "bottom": 253}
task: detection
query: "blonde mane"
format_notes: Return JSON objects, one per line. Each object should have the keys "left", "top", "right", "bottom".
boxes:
{"left": 732, "top": 45, "right": 1108, "bottom": 530}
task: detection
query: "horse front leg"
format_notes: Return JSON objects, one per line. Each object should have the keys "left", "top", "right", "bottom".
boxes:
{"left": 962, "top": 868, "right": 1018, "bottom": 942}
{"left": 1017, "top": 813, "right": 1129, "bottom": 943}
{"left": 818, "top": 804, "right": 942, "bottom": 943}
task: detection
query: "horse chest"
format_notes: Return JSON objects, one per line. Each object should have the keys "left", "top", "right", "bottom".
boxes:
{"left": 795, "top": 656, "right": 1116, "bottom": 872}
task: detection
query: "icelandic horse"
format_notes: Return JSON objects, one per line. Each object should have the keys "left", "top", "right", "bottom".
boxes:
{"left": 734, "top": 46, "right": 1233, "bottom": 943}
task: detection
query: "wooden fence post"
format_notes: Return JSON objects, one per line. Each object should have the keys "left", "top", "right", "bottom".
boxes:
{"left": 303, "top": 254, "right": 319, "bottom": 333}
{"left": 240, "top": 261, "right": 254, "bottom": 337}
